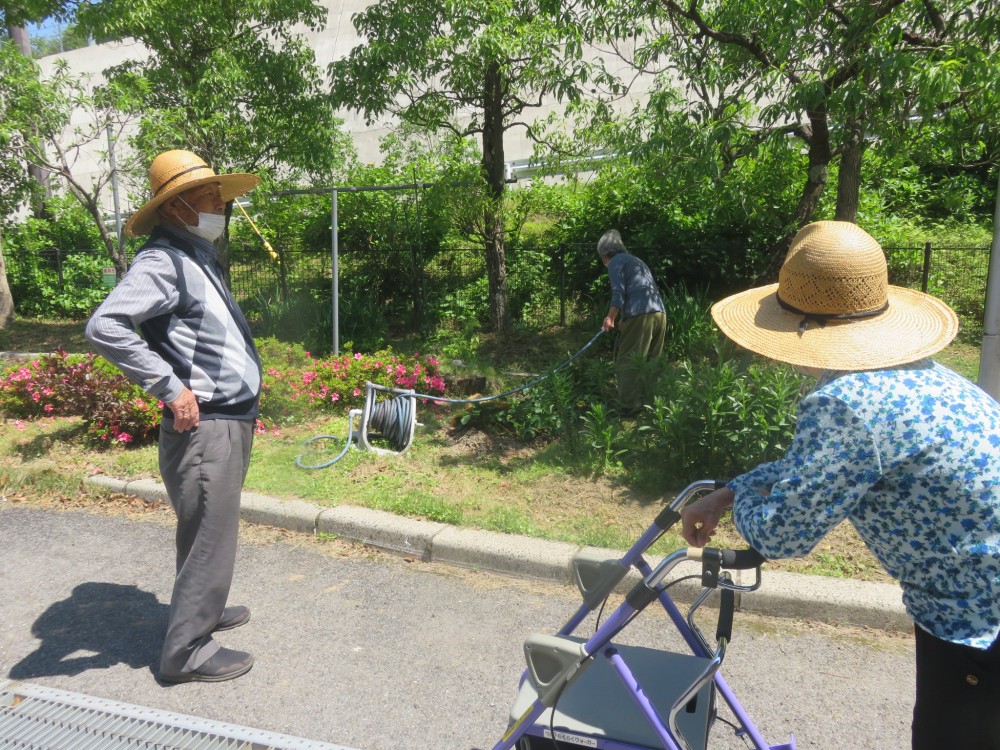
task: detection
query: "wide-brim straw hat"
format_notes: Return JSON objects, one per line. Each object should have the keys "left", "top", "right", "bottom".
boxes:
{"left": 125, "top": 150, "right": 260, "bottom": 236}
{"left": 711, "top": 221, "right": 959, "bottom": 371}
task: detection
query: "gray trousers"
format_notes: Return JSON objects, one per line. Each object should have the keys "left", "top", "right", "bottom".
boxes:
{"left": 158, "top": 417, "right": 254, "bottom": 676}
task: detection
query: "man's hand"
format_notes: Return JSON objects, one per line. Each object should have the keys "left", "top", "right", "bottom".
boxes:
{"left": 602, "top": 306, "right": 620, "bottom": 331}
{"left": 166, "top": 388, "right": 200, "bottom": 433}
{"left": 680, "top": 487, "right": 735, "bottom": 547}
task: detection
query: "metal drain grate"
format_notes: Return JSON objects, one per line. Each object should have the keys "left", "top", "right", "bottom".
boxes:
{"left": 0, "top": 680, "right": 359, "bottom": 750}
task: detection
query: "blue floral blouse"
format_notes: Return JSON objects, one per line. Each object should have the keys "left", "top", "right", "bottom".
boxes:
{"left": 729, "top": 360, "right": 1000, "bottom": 649}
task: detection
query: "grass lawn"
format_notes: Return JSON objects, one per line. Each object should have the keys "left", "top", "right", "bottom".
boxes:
{"left": 2, "top": 316, "right": 990, "bottom": 583}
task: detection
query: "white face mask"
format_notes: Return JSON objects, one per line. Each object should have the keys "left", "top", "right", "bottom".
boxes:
{"left": 178, "top": 197, "right": 227, "bottom": 242}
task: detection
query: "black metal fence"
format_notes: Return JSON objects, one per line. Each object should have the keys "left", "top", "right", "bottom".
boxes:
{"left": 6, "top": 239, "right": 994, "bottom": 330}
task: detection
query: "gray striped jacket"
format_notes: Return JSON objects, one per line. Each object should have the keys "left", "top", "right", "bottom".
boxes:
{"left": 85, "top": 225, "right": 262, "bottom": 420}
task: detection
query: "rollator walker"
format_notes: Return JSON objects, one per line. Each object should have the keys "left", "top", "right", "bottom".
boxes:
{"left": 491, "top": 480, "right": 796, "bottom": 750}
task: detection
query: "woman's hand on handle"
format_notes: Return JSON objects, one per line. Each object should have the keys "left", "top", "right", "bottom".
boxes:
{"left": 680, "top": 487, "right": 735, "bottom": 547}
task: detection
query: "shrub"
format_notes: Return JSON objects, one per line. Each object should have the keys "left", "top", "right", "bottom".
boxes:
{"left": 637, "top": 358, "right": 804, "bottom": 484}
{"left": 0, "top": 351, "right": 161, "bottom": 445}
{"left": 256, "top": 339, "right": 448, "bottom": 426}
{"left": 0, "top": 342, "right": 450, "bottom": 444}
{"left": 3, "top": 195, "right": 111, "bottom": 318}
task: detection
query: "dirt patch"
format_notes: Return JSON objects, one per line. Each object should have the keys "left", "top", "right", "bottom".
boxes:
{"left": 443, "top": 424, "right": 536, "bottom": 460}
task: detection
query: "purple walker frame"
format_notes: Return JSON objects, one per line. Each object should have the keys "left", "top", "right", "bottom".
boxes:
{"left": 492, "top": 480, "right": 796, "bottom": 750}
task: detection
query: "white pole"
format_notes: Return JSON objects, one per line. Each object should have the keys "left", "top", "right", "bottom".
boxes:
{"left": 331, "top": 188, "right": 339, "bottom": 355}
{"left": 979, "top": 168, "right": 1000, "bottom": 400}
{"left": 105, "top": 124, "right": 123, "bottom": 264}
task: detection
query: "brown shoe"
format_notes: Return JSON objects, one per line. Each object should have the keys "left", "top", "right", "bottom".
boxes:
{"left": 214, "top": 605, "right": 250, "bottom": 632}
{"left": 160, "top": 648, "right": 254, "bottom": 684}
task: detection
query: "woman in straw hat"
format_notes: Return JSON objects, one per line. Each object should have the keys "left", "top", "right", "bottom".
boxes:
{"left": 87, "top": 150, "right": 262, "bottom": 684}
{"left": 680, "top": 221, "right": 1000, "bottom": 749}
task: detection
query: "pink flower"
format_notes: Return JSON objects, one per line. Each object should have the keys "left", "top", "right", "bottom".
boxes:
{"left": 353, "top": 388, "right": 361, "bottom": 397}
{"left": 330, "top": 393, "right": 340, "bottom": 402}
{"left": 116, "top": 433, "right": 133, "bottom": 443}
{"left": 43, "top": 404, "right": 54, "bottom": 413}
{"left": 14, "top": 420, "right": 26, "bottom": 431}
{"left": 354, "top": 352, "right": 363, "bottom": 360}
{"left": 31, "top": 392, "right": 41, "bottom": 402}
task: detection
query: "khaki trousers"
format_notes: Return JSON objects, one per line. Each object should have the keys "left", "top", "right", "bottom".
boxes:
{"left": 616, "top": 311, "right": 666, "bottom": 409}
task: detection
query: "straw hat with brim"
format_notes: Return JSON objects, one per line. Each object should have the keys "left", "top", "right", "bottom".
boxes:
{"left": 125, "top": 150, "right": 260, "bottom": 236}
{"left": 711, "top": 221, "right": 959, "bottom": 371}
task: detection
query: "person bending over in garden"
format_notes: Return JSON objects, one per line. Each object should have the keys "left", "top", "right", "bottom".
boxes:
{"left": 86, "top": 150, "right": 262, "bottom": 684}
{"left": 680, "top": 220, "right": 1000, "bottom": 750}
{"left": 597, "top": 229, "right": 666, "bottom": 417}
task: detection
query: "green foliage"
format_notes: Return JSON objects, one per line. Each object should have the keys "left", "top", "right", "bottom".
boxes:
{"left": 0, "top": 40, "right": 37, "bottom": 222}
{"left": 580, "top": 402, "right": 627, "bottom": 472}
{"left": 660, "top": 285, "right": 722, "bottom": 361}
{"left": 554, "top": 134, "right": 802, "bottom": 294}
{"left": 582, "top": 0, "right": 999, "bottom": 238}
{"left": 329, "top": 0, "right": 623, "bottom": 332}
{"left": 3, "top": 195, "right": 110, "bottom": 316}
{"left": 0, "top": 0, "right": 71, "bottom": 27}
{"left": 638, "top": 359, "right": 804, "bottom": 485}
{"left": 77, "top": 0, "right": 354, "bottom": 182}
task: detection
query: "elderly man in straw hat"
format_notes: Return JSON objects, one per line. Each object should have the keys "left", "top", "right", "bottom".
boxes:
{"left": 86, "top": 150, "right": 262, "bottom": 684}
{"left": 680, "top": 221, "right": 1000, "bottom": 748}
{"left": 597, "top": 229, "right": 666, "bottom": 416}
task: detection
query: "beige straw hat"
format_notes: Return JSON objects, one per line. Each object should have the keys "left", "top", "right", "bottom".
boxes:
{"left": 125, "top": 150, "right": 260, "bottom": 236}
{"left": 711, "top": 221, "right": 959, "bottom": 371}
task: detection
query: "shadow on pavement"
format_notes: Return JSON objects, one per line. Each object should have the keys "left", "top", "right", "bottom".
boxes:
{"left": 7, "top": 582, "right": 166, "bottom": 679}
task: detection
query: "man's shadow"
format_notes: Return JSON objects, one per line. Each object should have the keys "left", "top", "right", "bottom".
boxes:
{"left": 8, "top": 582, "right": 167, "bottom": 679}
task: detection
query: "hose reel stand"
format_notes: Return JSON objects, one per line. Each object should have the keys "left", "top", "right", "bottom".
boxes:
{"left": 294, "top": 381, "right": 420, "bottom": 470}
{"left": 357, "top": 382, "right": 417, "bottom": 455}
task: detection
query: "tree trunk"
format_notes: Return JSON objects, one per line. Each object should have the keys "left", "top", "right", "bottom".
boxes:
{"left": 481, "top": 60, "right": 511, "bottom": 334}
{"left": 74, "top": 189, "right": 128, "bottom": 276}
{"left": 7, "top": 24, "right": 51, "bottom": 219}
{"left": 0, "top": 242, "right": 14, "bottom": 330}
{"left": 834, "top": 120, "right": 864, "bottom": 223}
{"left": 757, "top": 108, "right": 833, "bottom": 282}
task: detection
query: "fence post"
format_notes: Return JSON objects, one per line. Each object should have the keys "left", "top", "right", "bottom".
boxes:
{"left": 980, "top": 172, "right": 1000, "bottom": 400}
{"left": 921, "top": 241, "right": 932, "bottom": 293}
{"left": 559, "top": 245, "right": 566, "bottom": 327}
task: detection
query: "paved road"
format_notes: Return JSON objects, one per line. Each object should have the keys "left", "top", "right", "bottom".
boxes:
{"left": 0, "top": 503, "right": 915, "bottom": 749}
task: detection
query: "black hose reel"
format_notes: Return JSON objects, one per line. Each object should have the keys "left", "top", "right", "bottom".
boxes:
{"left": 361, "top": 382, "right": 418, "bottom": 454}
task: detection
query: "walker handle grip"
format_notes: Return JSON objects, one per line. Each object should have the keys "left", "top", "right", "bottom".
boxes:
{"left": 687, "top": 547, "right": 767, "bottom": 570}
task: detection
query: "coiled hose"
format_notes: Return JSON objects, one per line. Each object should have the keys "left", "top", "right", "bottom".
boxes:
{"left": 295, "top": 328, "right": 606, "bottom": 470}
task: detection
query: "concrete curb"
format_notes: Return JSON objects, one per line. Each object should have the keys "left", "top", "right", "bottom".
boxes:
{"left": 83, "top": 475, "right": 911, "bottom": 634}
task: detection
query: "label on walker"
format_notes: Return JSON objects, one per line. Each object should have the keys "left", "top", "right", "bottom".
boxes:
{"left": 542, "top": 729, "right": 597, "bottom": 747}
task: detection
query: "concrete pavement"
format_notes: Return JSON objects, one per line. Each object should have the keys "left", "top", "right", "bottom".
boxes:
{"left": 83, "top": 474, "right": 911, "bottom": 634}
